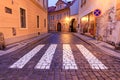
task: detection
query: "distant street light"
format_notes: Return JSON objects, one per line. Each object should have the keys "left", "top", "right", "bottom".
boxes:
{"left": 81, "top": 17, "right": 88, "bottom": 21}
{"left": 65, "top": 17, "right": 70, "bottom": 22}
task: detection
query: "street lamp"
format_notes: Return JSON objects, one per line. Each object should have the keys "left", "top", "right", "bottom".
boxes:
{"left": 65, "top": 17, "right": 70, "bottom": 22}
{"left": 81, "top": 17, "right": 88, "bottom": 22}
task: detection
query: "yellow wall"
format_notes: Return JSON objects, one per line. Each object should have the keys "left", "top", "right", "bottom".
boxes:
{"left": 48, "top": 9, "right": 70, "bottom": 32}
{"left": 0, "top": 0, "right": 48, "bottom": 44}
{"left": 117, "top": 0, "right": 120, "bottom": 8}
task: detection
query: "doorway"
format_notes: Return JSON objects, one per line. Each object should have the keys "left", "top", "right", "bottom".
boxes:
{"left": 57, "top": 22, "right": 61, "bottom": 32}
{"left": 70, "top": 18, "right": 75, "bottom": 32}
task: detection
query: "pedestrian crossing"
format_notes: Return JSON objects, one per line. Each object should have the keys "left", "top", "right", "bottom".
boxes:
{"left": 9, "top": 44, "right": 108, "bottom": 70}
{"left": 63, "top": 44, "right": 78, "bottom": 69}
{"left": 35, "top": 44, "right": 57, "bottom": 69}
{"left": 76, "top": 45, "right": 108, "bottom": 69}
{"left": 9, "top": 45, "right": 45, "bottom": 68}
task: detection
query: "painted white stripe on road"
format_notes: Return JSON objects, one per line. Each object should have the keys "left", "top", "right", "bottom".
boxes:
{"left": 9, "top": 45, "right": 45, "bottom": 69}
{"left": 76, "top": 45, "right": 108, "bottom": 69}
{"left": 63, "top": 44, "right": 78, "bottom": 69}
{"left": 35, "top": 44, "right": 57, "bottom": 69}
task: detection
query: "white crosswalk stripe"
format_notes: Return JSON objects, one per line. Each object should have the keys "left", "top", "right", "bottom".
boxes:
{"left": 34, "top": 44, "right": 57, "bottom": 69}
{"left": 9, "top": 45, "right": 45, "bottom": 69}
{"left": 76, "top": 44, "right": 108, "bottom": 69}
{"left": 63, "top": 44, "right": 78, "bottom": 69}
{"left": 9, "top": 44, "right": 108, "bottom": 70}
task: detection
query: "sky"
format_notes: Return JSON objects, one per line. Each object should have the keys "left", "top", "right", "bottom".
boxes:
{"left": 48, "top": 0, "right": 73, "bottom": 7}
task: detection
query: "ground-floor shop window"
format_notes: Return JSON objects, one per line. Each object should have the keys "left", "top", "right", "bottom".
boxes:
{"left": 81, "top": 12, "right": 96, "bottom": 37}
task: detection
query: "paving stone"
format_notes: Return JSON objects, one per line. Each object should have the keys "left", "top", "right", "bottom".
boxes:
{"left": 72, "top": 76, "right": 78, "bottom": 80}
{"left": 0, "top": 33, "right": 120, "bottom": 80}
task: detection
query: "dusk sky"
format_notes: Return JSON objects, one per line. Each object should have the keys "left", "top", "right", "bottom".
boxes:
{"left": 48, "top": 0, "right": 73, "bottom": 7}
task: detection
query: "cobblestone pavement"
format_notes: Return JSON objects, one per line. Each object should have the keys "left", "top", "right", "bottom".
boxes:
{"left": 0, "top": 32, "right": 120, "bottom": 80}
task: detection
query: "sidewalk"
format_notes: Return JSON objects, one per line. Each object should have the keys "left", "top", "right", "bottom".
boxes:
{"left": 0, "top": 33, "right": 51, "bottom": 56}
{"left": 74, "top": 33, "right": 120, "bottom": 58}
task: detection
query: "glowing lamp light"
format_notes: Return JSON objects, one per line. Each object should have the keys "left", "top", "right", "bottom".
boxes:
{"left": 65, "top": 17, "right": 70, "bottom": 22}
{"left": 81, "top": 17, "right": 88, "bottom": 21}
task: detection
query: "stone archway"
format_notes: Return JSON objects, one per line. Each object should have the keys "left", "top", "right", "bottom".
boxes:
{"left": 70, "top": 18, "right": 75, "bottom": 32}
{"left": 57, "top": 22, "right": 61, "bottom": 32}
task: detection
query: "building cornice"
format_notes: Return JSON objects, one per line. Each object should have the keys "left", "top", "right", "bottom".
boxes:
{"left": 48, "top": 7, "right": 70, "bottom": 14}
{"left": 31, "top": 0, "right": 47, "bottom": 13}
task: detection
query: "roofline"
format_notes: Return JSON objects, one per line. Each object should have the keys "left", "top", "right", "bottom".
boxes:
{"left": 48, "top": 7, "right": 70, "bottom": 13}
{"left": 48, "top": 7, "right": 70, "bottom": 14}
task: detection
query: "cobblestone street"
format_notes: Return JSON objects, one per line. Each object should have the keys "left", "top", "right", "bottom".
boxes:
{"left": 0, "top": 33, "right": 120, "bottom": 80}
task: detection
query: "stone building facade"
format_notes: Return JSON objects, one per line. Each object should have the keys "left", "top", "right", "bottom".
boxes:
{"left": 78, "top": 0, "right": 120, "bottom": 45}
{"left": 70, "top": 0, "right": 79, "bottom": 32}
{"left": 48, "top": 0, "right": 78, "bottom": 32}
{"left": 0, "top": 0, "right": 48, "bottom": 45}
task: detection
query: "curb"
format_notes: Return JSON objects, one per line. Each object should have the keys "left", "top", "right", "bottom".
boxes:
{"left": 73, "top": 33, "right": 120, "bottom": 59}
{"left": 27, "top": 33, "right": 51, "bottom": 45}
{"left": 73, "top": 33, "right": 92, "bottom": 45}
{"left": 0, "top": 33, "right": 51, "bottom": 56}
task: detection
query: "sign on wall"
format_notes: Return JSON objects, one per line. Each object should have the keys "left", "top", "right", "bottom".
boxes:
{"left": 93, "top": 9, "right": 102, "bottom": 17}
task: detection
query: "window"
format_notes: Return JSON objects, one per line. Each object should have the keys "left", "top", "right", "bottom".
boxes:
{"left": 81, "top": 0, "right": 86, "bottom": 8}
{"left": 51, "top": 16, "right": 53, "bottom": 20}
{"left": 44, "top": 19, "right": 46, "bottom": 27}
{"left": 61, "top": 14, "right": 62, "bottom": 19}
{"left": 5, "top": 7, "right": 12, "bottom": 14}
{"left": 59, "top": 14, "right": 60, "bottom": 19}
{"left": 66, "top": 12, "right": 69, "bottom": 16}
{"left": 20, "top": 8, "right": 26, "bottom": 28}
{"left": 53, "top": 16, "right": 54, "bottom": 20}
{"left": 37, "top": 16, "right": 39, "bottom": 28}
{"left": 60, "top": 14, "right": 62, "bottom": 19}
{"left": 67, "top": 12, "right": 69, "bottom": 16}
{"left": 60, "top": 5, "right": 62, "bottom": 9}
{"left": 64, "top": 13, "right": 66, "bottom": 17}
{"left": 48, "top": 16, "right": 50, "bottom": 20}
{"left": 57, "top": 15, "right": 59, "bottom": 20}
